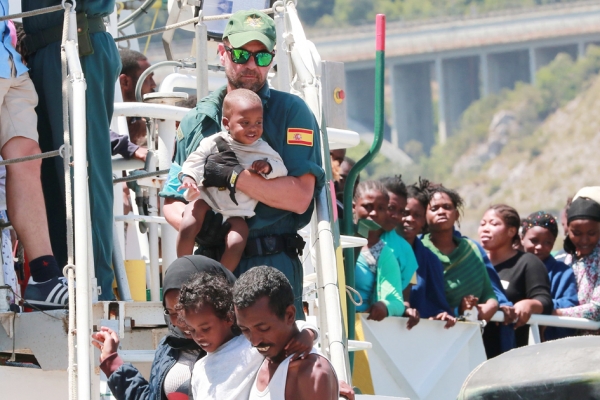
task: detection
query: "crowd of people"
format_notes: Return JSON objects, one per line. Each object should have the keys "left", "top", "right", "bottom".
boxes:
{"left": 93, "top": 258, "right": 353, "bottom": 400}
{"left": 4, "top": 1, "right": 600, "bottom": 398}
{"left": 341, "top": 164, "right": 600, "bottom": 357}
{"left": 3, "top": 3, "right": 351, "bottom": 398}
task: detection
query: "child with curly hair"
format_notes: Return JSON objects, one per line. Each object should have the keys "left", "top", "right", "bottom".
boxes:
{"left": 177, "top": 270, "right": 316, "bottom": 400}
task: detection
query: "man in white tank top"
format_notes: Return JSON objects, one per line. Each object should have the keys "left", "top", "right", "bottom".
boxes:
{"left": 233, "top": 266, "right": 340, "bottom": 400}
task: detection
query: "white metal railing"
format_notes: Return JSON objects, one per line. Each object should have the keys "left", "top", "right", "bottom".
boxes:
{"left": 0, "top": 3, "right": 83, "bottom": 399}
{"left": 66, "top": 25, "right": 93, "bottom": 400}
{"left": 273, "top": 1, "right": 351, "bottom": 386}
{"left": 490, "top": 311, "right": 600, "bottom": 345}
{"left": 313, "top": 188, "right": 351, "bottom": 384}
{"left": 45, "top": 2, "right": 92, "bottom": 399}
{"left": 113, "top": 102, "right": 190, "bottom": 120}
{"left": 112, "top": 101, "right": 189, "bottom": 288}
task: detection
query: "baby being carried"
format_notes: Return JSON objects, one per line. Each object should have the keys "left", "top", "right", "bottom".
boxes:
{"left": 177, "top": 89, "right": 287, "bottom": 271}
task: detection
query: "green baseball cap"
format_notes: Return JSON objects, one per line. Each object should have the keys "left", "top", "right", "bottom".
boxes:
{"left": 222, "top": 9, "right": 276, "bottom": 52}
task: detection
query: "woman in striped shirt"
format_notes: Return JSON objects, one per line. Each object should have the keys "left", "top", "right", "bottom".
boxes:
{"left": 421, "top": 185, "right": 498, "bottom": 322}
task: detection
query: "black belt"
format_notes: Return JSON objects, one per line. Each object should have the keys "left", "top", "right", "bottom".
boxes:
{"left": 244, "top": 233, "right": 305, "bottom": 259}
{"left": 22, "top": 13, "right": 106, "bottom": 57}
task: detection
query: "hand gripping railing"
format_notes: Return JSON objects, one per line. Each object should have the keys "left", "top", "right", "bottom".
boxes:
{"left": 490, "top": 311, "right": 600, "bottom": 345}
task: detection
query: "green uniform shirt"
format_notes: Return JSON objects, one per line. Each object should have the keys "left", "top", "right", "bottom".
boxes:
{"left": 161, "top": 84, "right": 326, "bottom": 233}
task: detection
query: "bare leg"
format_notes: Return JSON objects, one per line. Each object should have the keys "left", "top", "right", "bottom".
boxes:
{"left": 122, "top": 183, "right": 132, "bottom": 215}
{"left": 1, "top": 137, "right": 53, "bottom": 259}
{"left": 163, "top": 197, "right": 186, "bottom": 231}
{"left": 177, "top": 199, "right": 211, "bottom": 257}
{"left": 219, "top": 217, "right": 248, "bottom": 273}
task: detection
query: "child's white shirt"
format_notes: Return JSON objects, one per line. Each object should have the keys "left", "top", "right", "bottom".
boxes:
{"left": 180, "top": 131, "right": 287, "bottom": 218}
{"left": 191, "top": 335, "right": 261, "bottom": 400}
{"left": 190, "top": 321, "right": 318, "bottom": 400}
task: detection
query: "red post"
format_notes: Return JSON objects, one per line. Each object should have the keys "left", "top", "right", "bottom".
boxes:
{"left": 376, "top": 14, "right": 386, "bottom": 51}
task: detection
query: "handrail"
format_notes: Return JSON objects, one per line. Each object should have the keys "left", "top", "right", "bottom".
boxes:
{"left": 114, "top": 5, "right": 281, "bottom": 43}
{"left": 0, "top": 149, "right": 62, "bottom": 166}
{"left": 113, "top": 102, "right": 191, "bottom": 120}
{"left": 112, "top": 169, "right": 169, "bottom": 184}
{"left": 59, "top": 4, "right": 77, "bottom": 400}
{"left": 57, "top": 2, "right": 93, "bottom": 397}
{"left": 117, "top": 0, "right": 157, "bottom": 29}
{"left": 0, "top": 4, "right": 62, "bottom": 22}
{"left": 341, "top": 14, "right": 386, "bottom": 354}
{"left": 134, "top": 60, "right": 189, "bottom": 102}
{"left": 490, "top": 311, "right": 600, "bottom": 331}
{"left": 314, "top": 186, "right": 350, "bottom": 384}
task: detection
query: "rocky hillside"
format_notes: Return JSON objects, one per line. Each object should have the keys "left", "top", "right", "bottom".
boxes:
{"left": 456, "top": 74, "right": 600, "bottom": 236}
{"left": 349, "top": 48, "right": 600, "bottom": 239}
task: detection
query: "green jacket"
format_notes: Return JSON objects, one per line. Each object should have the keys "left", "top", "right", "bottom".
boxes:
{"left": 376, "top": 245, "right": 406, "bottom": 317}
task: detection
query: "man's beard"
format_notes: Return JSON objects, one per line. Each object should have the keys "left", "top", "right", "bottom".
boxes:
{"left": 226, "top": 68, "right": 265, "bottom": 93}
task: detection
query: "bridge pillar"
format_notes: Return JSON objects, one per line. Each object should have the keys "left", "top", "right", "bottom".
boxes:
{"left": 534, "top": 44, "right": 579, "bottom": 69}
{"left": 480, "top": 53, "right": 489, "bottom": 96}
{"left": 439, "top": 56, "right": 480, "bottom": 139}
{"left": 529, "top": 47, "right": 537, "bottom": 84}
{"left": 485, "top": 50, "right": 530, "bottom": 94}
{"left": 435, "top": 58, "right": 447, "bottom": 144}
{"left": 345, "top": 68, "right": 376, "bottom": 131}
{"left": 391, "top": 62, "right": 435, "bottom": 153}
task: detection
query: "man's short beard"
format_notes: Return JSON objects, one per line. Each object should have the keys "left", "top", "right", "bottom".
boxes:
{"left": 226, "top": 71, "right": 265, "bottom": 93}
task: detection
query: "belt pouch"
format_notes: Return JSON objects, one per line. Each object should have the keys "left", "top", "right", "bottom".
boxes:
{"left": 76, "top": 12, "right": 94, "bottom": 57}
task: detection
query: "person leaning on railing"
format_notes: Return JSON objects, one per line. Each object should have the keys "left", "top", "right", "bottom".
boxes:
{"left": 401, "top": 180, "right": 456, "bottom": 328}
{"left": 352, "top": 180, "right": 406, "bottom": 322}
{"left": 0, "top": 0, "right": 67, "bottom": 309}
{"left": 553, "top": 187, "right": 600, "bottom": 334}
{"left": 377, "top": 175, "right": 422, "bottom": 328}
{"left": 520, "top": 211, "right": 578, "bottom": 341}
{"left": 478, "top": 204, "right": 553, "bottom": 349}
{"left": 421, "top": 184, "right": 499, "bottom": 323}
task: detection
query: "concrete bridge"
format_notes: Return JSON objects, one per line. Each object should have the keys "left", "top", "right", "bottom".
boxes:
{"left": 310, "top": 2, "right": 600, "bottom": 154}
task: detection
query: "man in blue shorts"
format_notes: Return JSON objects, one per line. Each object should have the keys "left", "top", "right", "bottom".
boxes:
{"left": 160, "top": 9, "right": 325, "bottom": 318}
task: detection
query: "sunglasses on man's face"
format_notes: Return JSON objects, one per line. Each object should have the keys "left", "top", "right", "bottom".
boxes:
{"left": 224, "top": 46, "right": 275, "bottom": 67}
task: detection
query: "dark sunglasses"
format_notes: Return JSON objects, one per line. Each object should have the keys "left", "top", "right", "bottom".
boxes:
{"left": 224, "top": 46, "right": 275, "bottom": 67}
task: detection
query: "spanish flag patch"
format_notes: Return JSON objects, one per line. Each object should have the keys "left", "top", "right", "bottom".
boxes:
{"left": 287, "top": 128, "right": 313, "bottom": 146}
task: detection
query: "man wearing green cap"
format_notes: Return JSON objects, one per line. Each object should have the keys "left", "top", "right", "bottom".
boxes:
{"left": 160, "top": 9, "right": 325, "bottom": 319}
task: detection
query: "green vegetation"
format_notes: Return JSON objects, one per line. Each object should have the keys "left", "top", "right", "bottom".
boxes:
{"left": 350, "top": 46, "right": 600, "bottom": 185}
{"left": 298, "top": 0, "right": 587, "bottom": 27}
{"left": 419, "top": 46, "right": 600, "bottom": 185}
{"left": 346, "top": 141, "right": 399, "bottom": 181}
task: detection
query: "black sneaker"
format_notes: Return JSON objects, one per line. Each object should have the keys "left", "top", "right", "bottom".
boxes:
{"left": 23, "top": 276, "right": 69, "bottom": 310}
